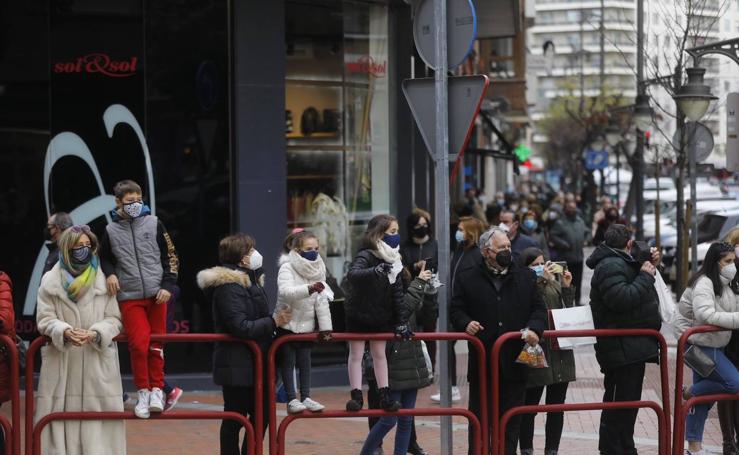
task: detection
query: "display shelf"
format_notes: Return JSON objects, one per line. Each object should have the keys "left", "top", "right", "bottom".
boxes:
{"left": 286, "top": 78, "right": 369, "bottom": 89}
{"left": 287, "top": 144, "right": 371, "bottom": 152}
{"left": 285, "top": 132, "right": 340, "bottom": 139}
{"left": 286, "top": 174, "right": 338, "bottom": 180}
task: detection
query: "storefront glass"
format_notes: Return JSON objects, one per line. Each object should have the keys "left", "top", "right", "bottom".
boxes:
{"left": 285, "top": 0, "right": 396, "bottom": 279}
{"left": 0, "top": 2, "right": 230, "bottom": 373}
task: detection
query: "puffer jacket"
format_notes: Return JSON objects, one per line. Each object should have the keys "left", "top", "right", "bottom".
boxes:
{"left": 526, "top": 277, "right": 576, "bottom": 388}
{"left": 197, "top": 265, "right": 275, "bottom": 387}
{"left": 673, "top": 276, "right": 739, "bottom": 347}
{"left": 344, "top": 249, "right": 408, "bottom": 332}
{"left": 276, "top": 252, "right": 332, "bottom": 333}
{"left": 586, "top": 244, "right": 661, "bottom": 371}
{"left": 373, "top": 277, "right": 435, "bottom": 391}
{"left": 0, "top": 272, "right": 16, "bottom": 403}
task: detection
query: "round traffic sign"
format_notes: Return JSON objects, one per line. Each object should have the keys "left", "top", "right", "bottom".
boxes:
{"left": 672, "top": 122, "right": 714, "bottom": 163}
{"left": 413, "top": 0, "right": 477, "bottom": 71}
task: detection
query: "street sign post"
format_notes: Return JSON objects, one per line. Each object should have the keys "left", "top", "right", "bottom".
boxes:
{"left": 413, "top": 0, "right": 477, "bottom": 70}
{"left": 402, "top": 75, "right": 490, "bottom": 161}
{"left": 585, "top": 150, "right": 609, "bottom": 170}
{"left": 727, "top": 93, "right": 739, "bottom": 171}
{"left": 672, "top": 121, "right": 714, "bottom": 163}
{"left": 406, "top": 1, "right": 479, "bottom": 453}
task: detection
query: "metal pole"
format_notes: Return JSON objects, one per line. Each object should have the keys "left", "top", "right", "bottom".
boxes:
{"left": 616, "top": 144, "right": 621, "bottom": 206}
{"left": 600, "top": 0, "right": 605, "bottom": 90}
{"left": 690, "top": 132, "right": 698, "bottom": 273}
{"left": 433, "top": 0, "right": 452, "bottom": 453}
{"left": 635, "top": 0, "right": 645, "bottom": 240}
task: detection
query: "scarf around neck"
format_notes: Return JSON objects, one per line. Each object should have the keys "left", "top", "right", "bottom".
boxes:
{"left": 288, "top": 250, "right": 327, "bottom": 282}
{"left": 59, "top": 255, "right": 99, "bottom": 303}
{"left": 373, "top": 240, "right": 403, "bottom": 284}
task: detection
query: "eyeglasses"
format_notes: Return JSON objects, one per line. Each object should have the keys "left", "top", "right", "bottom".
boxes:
{"left": 70, "top": 225, "right": 92, "bottom": 234}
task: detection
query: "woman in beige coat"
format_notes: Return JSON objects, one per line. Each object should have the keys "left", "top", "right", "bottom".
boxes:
{"left": 36, "top": 225, "right": 125, "bottom": 455}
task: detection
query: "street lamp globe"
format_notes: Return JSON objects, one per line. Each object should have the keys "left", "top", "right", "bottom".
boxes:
{"left": 605, "top": 123, "right": 621, "bottom": 147}
{"left": 633, "top": 94, "right": 653, "bottom": 131}
{"left": 673, "top": 66, "right": 717, "bottom": 122}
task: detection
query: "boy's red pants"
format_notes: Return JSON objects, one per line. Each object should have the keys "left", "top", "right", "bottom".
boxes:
{"left": 120, "top": 298, "right": 166, "bottom": 390}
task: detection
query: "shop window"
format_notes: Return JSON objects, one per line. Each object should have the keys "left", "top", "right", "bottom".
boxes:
{"left": 285, "top": 0, "right": 395, "bottom": 278}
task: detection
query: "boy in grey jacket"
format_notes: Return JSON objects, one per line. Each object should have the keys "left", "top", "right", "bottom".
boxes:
{"left": 99, "top": 180, "right": 179, "bottom": 419}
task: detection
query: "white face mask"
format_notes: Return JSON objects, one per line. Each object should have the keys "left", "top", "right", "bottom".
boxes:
{"left": 246, "top": 250, "right": 263, "bottom": 270}
{"left": 735, "top": 246, "right": 739, "bottom": 258}
{"left": 721, "top": 263, "right": 737, "bottom": 282}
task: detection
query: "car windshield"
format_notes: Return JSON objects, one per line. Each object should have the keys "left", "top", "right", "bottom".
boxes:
{"left": 697, "top": 214, "right": 727, "bottom": 243}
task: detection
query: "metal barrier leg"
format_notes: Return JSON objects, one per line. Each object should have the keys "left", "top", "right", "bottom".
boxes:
{"left": 276, "top": 409, "right": 482, "bottom": 455}
{"left": 32, "top": 411, "right": 255, "bottom": 455}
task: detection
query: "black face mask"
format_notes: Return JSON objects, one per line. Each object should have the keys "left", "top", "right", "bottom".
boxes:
{"left": 495, "top": 250, "right": 513, "bottom": 268}
{"left": 44, "top": 227, "right": 53, "bottom": 242}
{"left": 412, "top": 226, "right": 429, "bottom": 239}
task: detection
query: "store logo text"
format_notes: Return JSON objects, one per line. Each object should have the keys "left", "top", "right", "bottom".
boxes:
{"left": 346, "top": 56, "right": 387, "bottom": 77}
{"left": 53, "top": 53, "right": 139, "bottom": 78}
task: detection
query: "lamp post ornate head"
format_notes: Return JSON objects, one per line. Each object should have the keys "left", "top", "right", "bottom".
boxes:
{"left": 672, "top": 66, "right": 717, "bottom": 122}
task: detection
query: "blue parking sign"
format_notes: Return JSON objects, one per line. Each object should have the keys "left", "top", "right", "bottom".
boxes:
{"left": 585, "top": 150, "right": 609, "bottom": 170}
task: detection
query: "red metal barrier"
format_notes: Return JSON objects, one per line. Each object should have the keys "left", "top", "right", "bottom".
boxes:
{"left": 0, "top": 335, "right": 20, "bottom": 455}
{"left": 267, "top": 332, "right": 488, "bottom": 455}
{"left": 491, "top": 329, "right": 670, "bottom": 455}
{"left": 32, "top": 411, "right": 254, "bottom": 455}
{"left": 673, "top": 325, "right": 734, "bottom": 455}
{"left": 25, "top": 333, "right": 262, "bottom": 455}
{"left": 276, "top": 408, "right": 481, "bottom": 455}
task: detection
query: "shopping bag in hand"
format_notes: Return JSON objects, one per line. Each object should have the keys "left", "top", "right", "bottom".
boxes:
{"left": 515, "top": 344, "right": 548, "bottom": 368}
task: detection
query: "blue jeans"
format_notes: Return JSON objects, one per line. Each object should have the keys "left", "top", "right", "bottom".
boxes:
{"left": 359, "top": 389, "right": 417, "bottom": 455}
{"left": 686, "top": 346, "right": 739, "bottom": 442}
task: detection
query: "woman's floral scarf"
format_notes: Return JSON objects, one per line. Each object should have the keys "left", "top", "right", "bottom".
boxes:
{"left": 59, "top": 255, "right": 99, "bottom": 303}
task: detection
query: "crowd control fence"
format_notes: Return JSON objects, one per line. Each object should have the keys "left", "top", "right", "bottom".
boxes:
{"left": 491, "top": 329, "right": 671, "bottom": 455}
{"left": 673, "top": 325, "right": 737, "bottom": 455}
{"left": 24, "top": 334, "right": 262, "bottom": 455}
{"left": 267, "top": 332, "right": 488, "bottom": 455}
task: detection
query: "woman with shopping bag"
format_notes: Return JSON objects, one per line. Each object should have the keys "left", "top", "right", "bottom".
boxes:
{"left": 673, "top": 242, "right": 739, "bottom": 455}
{"left": 517, "top": 247, "right": 577, "bottom": 455}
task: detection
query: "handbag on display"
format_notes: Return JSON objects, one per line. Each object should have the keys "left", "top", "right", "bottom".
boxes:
{"left": 300, "top": 107, "right": 320, "bottom": 135}
{"left": 684, "top": 345, "right": 716, "bottom": 378}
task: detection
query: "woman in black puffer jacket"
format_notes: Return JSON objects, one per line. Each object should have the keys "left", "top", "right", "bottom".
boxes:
{"left": 197, "top": 233, "right": 292, "bottom": 455}
{"left": 345, "top": 214, "right": 412, "bottom": 413}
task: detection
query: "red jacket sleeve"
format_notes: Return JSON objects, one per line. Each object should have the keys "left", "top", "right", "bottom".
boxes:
{"left": 0, "top": 273, "right": 16, "bottom": 338}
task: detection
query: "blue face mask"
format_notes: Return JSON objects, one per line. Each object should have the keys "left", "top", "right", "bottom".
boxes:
{"left": 522, "top": 219, "right": 538, "bottom": 231}
{"left": 300, "top": 250, "right": 319, "bottom": 261}
{"left": 455, "top": 230, "right": 466, "bottom": 244}
{"left": 382, "top": 233, "right": 401, "bottom": 249}
{"left": 531, "top": 264, "right": 545, "bottom": 277}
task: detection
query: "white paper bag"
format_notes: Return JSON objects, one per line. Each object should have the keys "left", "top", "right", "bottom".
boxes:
{"left": 654, "top": 271, "right": 676, "bottom": 324}
{"left": 550, "top": 305, "right": 597, "bottom": 349}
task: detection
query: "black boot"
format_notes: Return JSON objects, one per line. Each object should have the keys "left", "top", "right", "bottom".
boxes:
{"left": 378, "top": 387, "right": 401, "bottom": 412}
{"left": 407, "top": 441, "right": 429, "bottom": 455}
{"left": 346, "top": 388, "right": 364, "bottom": 412}
{"left": 719, "top": 401, "right": 739, "bottom": 455}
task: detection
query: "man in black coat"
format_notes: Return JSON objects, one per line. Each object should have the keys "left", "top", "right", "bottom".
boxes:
{"left": 586, "top": 224, "right": 661, "bottom": 455}
{"left": 451, "top": 227, "right": 547, "bottom": 455}
{"left": 43, "top": 212, "right": 73, "bottom": 275}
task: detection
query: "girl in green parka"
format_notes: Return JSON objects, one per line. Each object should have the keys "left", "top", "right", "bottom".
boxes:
{"left": 518, "top": 247, "right": 577, "bottom": 455}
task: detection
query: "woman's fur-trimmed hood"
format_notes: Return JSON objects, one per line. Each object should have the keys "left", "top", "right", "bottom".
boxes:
{"left": 197, "top": 266, "right": 265, "bottom": 289}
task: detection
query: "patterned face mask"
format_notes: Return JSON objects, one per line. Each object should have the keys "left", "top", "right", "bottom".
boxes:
{"left": 123, "top": 201, "right": 144, "bottom": 218}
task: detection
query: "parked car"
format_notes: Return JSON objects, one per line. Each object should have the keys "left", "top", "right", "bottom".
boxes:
{"left": 664, "top": 207, "right": 739, "bottom": 282}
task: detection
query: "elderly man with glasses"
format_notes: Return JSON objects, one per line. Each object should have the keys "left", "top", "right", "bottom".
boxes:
{"left": 451, "top": 227, "right": 547, "bottom": 455}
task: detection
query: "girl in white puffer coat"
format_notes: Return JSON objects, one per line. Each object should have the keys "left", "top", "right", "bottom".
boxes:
{"left": 276, "top": 230, "right": 333, "bottom": 414}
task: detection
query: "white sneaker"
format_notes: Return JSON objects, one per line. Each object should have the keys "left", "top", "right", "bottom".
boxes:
{"left": 149, "top": 387, "right": 164, "bottom": 413}
{"left": 430, "top": 386, "right": 461, "bottom": 403}
{"left": 135, "top": 389, "right": 151, "bottom": 419}
{"left": 287, "top": 399, "right": 307, "bottom": 414}
{"left": 302, "top": 397, "right": 325, "bottom": 412}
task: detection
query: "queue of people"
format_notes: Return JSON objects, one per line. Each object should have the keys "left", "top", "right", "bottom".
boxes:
{"left": 21, "top": 176, "right": 739, "bottom": 455}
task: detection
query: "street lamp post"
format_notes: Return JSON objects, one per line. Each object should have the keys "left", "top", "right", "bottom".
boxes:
{"left": 673, "top": 66, "right": 717, "bottom": 274}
